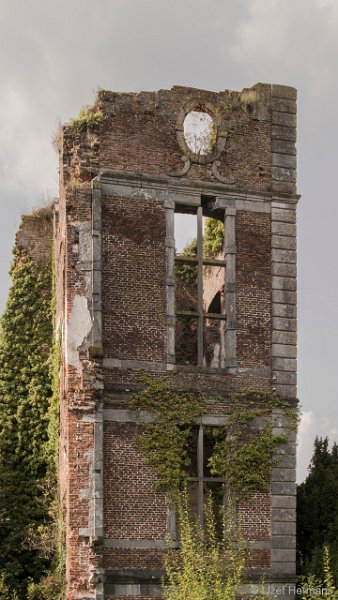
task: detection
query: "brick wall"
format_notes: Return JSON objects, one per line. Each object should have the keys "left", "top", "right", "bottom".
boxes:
{"left": 102, "top": 196, "right": 166, "bottom": 362}
{"left": 16, "top": 207, "right": 53, "bottom": 267}
{"left": 104, "top": 422, "right": 167, "bottom": 541}
{"left": 236, "top": 210, "right": 272, "bottom": 369}
{"left": 56, "top": 82, "right": 298, "bottom": 598}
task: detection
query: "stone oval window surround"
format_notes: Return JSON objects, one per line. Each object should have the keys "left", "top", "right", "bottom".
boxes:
{"left": 183, "top": 111, "right": 216, "bottom": 157}
{"left": 175, "top": 99, "right": 227, "bottom": 165}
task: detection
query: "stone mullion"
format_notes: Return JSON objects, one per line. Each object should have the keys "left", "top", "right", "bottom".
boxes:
{"left": 197, "top": 206, "right": 204, "bottom": 367}
{"left": 165, "top": 200, "right": 175, "bottom": 365}
{"left": 224, "top": 207, "right": 237, "bottom": 369}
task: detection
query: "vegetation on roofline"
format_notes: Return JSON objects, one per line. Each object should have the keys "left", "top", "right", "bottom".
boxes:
{"left": 69, "top": 104, "right": 104, "bottom": 132}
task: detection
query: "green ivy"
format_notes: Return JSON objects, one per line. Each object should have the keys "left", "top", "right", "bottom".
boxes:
{"left": 209, "top": 391, "right": 298, "bottom": 498}
{"left": 133, "top": 380, "right": 298, "bottom": 501}
{"left": 0, "top": 252, "right": 53, "bottom": 596}
{"left": 0, "top": 244, "right": 64, "bottom": 599}
{"left": 132, "top": 375, "right": 205, "bottom": 493}
{"left": 46, "top": 331, "right": 61, "bottom": 475}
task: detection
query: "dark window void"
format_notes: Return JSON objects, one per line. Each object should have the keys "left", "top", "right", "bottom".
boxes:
{"left": 174, "top": 204, "right": 226, "bottom": 368}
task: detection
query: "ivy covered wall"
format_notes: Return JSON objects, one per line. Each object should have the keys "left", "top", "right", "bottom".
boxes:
{"left": 0, "top": 209, "right": 61, "bottom": 599}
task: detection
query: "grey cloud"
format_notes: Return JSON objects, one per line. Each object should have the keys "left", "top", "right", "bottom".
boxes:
{"left": 0, "top": 0, "right": 337, "bottom": 479}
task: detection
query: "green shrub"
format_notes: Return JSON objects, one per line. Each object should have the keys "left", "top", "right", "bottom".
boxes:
{"left": 164, "top": 490, "right": 244, "bottom": 600}
{"left": 70, "top": 105, "right": 104, "bottom": 132}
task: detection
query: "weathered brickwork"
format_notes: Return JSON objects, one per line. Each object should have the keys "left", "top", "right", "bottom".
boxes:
{"left": 102, "top": 196, "right": 166, "bottom": 362}
{"left": 52, "top": 83, "right": 299, "bottom": 598}
{"left": 16, "top": 208, "right": 53, "bottom": 268}
{"left": 104, "top": 422, "right": 167, "bottom": 540}
{"left": 236, "top": 210, "right": 271, "bottom": 369}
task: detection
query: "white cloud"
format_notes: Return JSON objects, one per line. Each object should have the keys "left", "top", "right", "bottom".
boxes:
{"left": 297, "top": 410, "right": 338, "bottom": 483}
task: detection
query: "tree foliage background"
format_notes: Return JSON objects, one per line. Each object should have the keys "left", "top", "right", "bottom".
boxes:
{"left": 297, "top": 436, "right": 338, "bottom": 584}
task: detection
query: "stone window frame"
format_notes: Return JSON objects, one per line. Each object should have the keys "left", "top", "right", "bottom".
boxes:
{"left": 166, "top": 196, "right": 237, "bottom": 372}
{"left": 176, "top": 99, "right": 227, "bottom": 165}
{"left": 173, "top": 201, "right": 227, "bottom": 369}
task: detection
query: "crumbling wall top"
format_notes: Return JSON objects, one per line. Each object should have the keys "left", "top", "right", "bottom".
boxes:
{"left": 61, "top": 82, "right": 297, "bottom": 196}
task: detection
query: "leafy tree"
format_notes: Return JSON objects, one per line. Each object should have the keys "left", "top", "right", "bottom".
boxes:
{"left": 175, "top": 217, "right": 224, "bottom": 285}
{"left": 203, "top": 217, "right": 224, "bottom": 258}
{"left": 297, "top": 437, "right": 338, "bottom": 583}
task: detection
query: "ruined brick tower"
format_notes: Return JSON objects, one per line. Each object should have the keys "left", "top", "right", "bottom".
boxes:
{"left": 55, "top": 84, "right": 298, "bottom": 599}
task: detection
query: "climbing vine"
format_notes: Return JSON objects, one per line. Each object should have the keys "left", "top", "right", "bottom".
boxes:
{"left": 133, "top": 379, "right": 298, "bottom": 501}
{"left": 0, "top": 251, "right": 53, "bottom": 596}
{"left": 133, "top": 375, "right": 205, "bottom": 493}
{"left": 208, "top": 391, "right": 298, "bottom": 498}
{"left": 0, "top": 241, "right": 64, "bottom": 599}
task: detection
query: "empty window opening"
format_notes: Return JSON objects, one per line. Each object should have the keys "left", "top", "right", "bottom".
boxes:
{"left": 174, "top": 207, "right": 226, "bottom": 368}
{"left": 207, "top": 291, "right": 222, "bottom": 314}
{"left": 183, "top": 111, "right": 216, "bottom": 156}
{"left": 187, "top": 425, "right": 225, "bottom": 531}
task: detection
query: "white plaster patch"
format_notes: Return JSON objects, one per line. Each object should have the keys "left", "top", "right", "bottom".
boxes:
{"left": 66, "top": 294, "right": 92, "bottom": 370}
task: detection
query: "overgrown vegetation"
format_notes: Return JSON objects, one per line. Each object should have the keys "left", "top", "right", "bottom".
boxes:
{"left": 298, "top": 437, "right": 338, "bottom": 584}
{"left": 175, "top": 217, "right": 224, "bottom": 285}
{"left": 133, "top": 375, "right": 205, "bottom": 493}
{"left": 133, "top": 378, "right": 297, "bottom": 501}
{"left": 69, "top": 105, "right": 104, "bottom": 132}
{"left": 164, "top": 491, "right": 245, "bottom": 600}
{"left": 134, "top": 378, "right": 297, "bottom": 598}
{"left": 208, "top": 391, "right": 298, "bottom": 498}
{"left": 299, "top": 545, "right": 338, "bottom": 599}
{"left": 204, "top": 217, "right": 224, "bottom": 257}
{"left": 0, "top": 246, "right": 63, "bottom": 598}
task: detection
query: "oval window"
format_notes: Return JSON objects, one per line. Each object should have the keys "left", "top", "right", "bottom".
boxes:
{"left": 183, "top": 111, "right": 216, "bottom": 156}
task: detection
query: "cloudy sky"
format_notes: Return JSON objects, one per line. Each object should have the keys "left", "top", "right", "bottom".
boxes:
{"left": 0, "top": 0, "right": 337, "bottom": 481}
